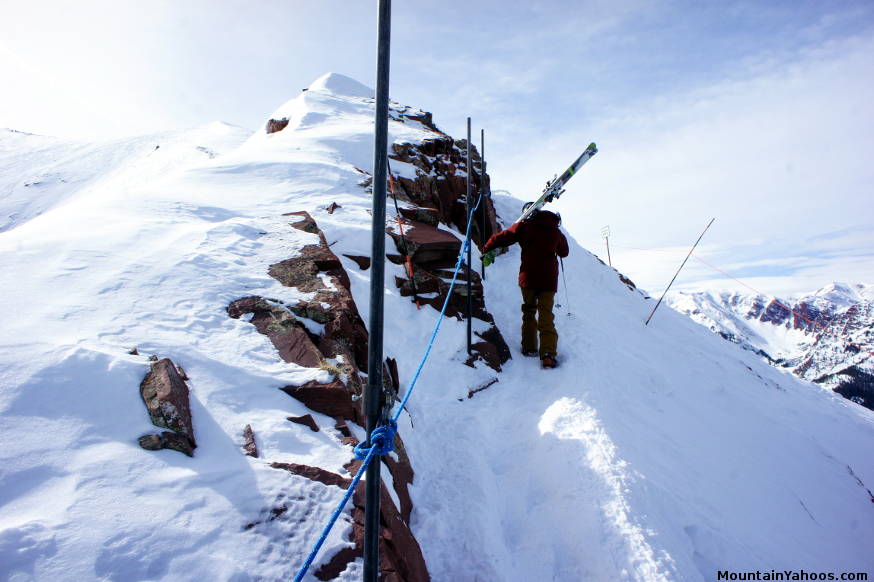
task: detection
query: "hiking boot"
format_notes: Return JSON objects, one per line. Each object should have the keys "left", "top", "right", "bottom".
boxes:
{"left": 541, "top": 354, "right": 559, "bottom": 369}
{"left": 521, "top": 349, "right": 539, "bottom": 357}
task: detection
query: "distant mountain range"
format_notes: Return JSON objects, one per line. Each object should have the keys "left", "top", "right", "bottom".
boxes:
{"left": 667, "top": 283, "right": 874, "bottom": 410}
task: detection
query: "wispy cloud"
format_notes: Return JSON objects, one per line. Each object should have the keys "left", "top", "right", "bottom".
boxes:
{"left": 587, "top": 225, "right": 874, "bottom": 298}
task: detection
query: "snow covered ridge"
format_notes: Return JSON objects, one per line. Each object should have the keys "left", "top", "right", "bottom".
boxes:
{"left": 666, "top": 283, "right": 874, "bottom": 410}
{"left": 0, "top": 122, "right": 251, "bottom": 233}
{"left": 2, "top": 73, "right": 874, "bottom": 581}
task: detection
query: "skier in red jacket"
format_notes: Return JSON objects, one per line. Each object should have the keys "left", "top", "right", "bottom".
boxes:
{"left": 482, "top": 207, "right": 569, "bottom": 368}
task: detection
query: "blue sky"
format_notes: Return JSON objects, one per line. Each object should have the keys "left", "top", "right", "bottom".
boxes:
{"left": 1, "top": 0, "right": 872, "bottom": 296}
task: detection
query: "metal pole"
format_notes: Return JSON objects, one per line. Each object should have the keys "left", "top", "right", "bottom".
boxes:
{"left": 645, "top": 218, "right": 715, "bottom": 326}
{"left": 601, "top": 225, "right": 611, "bottom": 267}
{"left": 480, "top": 128, "right": 486, "bottom": 281}
{"left": 466, "top": 117, "right": 473, "bottom": 354}
{"left": 365, "top": 0, "right": 391, "bottom": 579}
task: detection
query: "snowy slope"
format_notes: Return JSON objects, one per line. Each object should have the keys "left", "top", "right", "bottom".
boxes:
{"left": 2, "top": 73, "right": 874, "bottom": 582}
{"left": 0, "top": 123, "right": 249, "bottom": 233}
{"left": 407, "top": 194, "right": 874, "bottom": 580}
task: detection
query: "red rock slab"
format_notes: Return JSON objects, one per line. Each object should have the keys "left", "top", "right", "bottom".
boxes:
{"left": 386, "top": 219, "right": 461, "bottom": 266}
{"left": 287, "top": 414, "right": 320, "bottom": 432}
{"left": 281, "top": 379, "right": 361, "bottom": 425}
{"left": 266, "top": 118, "right": 289, "bottom": 134}
{"left": 139, "top": 358, "right": 196, "bottom": 449}
{"left": 242, "top": 424, "right": 258, "bottom": 458}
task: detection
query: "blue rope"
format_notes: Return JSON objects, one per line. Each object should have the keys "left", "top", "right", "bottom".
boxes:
{"left": 292, "top": 446, "right": 376, "bottom": 582}
{"left": 391, "top": 190, "right": 484, "bottom": 423}
{"left": 292, "top": 189, "right": 485, "bottom": 581}
{"left": 354, "top": 420, "right": 397, "bottom": 459}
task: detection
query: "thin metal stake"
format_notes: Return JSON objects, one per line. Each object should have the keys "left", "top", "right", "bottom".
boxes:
{"left": 480, "top": 128, "right": 486, "bottom": 281}
{"left": 645, "top": 218, "right": 715, "bottom": 326}
{"left": 364, "top": 0, "right": 391, "bottom": 579}
{"left": 601, "top": 225, "right": 612, "bottom": 267}
{"left": 466, "top": 117, "right": 473, "bottom": 354}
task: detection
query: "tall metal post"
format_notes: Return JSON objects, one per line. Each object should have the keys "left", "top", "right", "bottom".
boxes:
{"left": 480, "top": 128, "right": 486, "bottom": 281}
{"left": 601, "top": 225, "right": 612, "bottom": 267}
{"left": 364, "top": 0, "right": 391, "bottom": 579}
{"left": 645, "top": 218, "right": 715, "bottom": 326}
{"left": 466, "top": 117, "right": 473, "bottom": 354}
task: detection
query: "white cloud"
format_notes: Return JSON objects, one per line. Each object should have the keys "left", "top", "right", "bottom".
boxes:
{"left": 541, "top": 32, "right": 874, "bottom": 296}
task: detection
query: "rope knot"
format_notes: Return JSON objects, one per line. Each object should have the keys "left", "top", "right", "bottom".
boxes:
{"left": 354, "top": 420, "right": 398, "bottom": 460}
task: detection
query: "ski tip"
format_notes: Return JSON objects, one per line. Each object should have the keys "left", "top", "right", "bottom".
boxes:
{"left": 588, "top": 142, "right": 598, "bottom": 153}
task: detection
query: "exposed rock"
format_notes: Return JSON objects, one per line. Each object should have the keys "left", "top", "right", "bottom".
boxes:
{"left": 381, "top": 433, "right": 415, "bottom": 523}
{"left": 326, "top": 202, "right": 342, "bottom": 214}
{"left": 175, "top": 364, "right": 189, "bottom": 381}
{"left": 137, "top": 431, "right": 195, "bottom": 456}
{"left": 137, "top": 433, "right": 163, "bottom": 450}
{"left": 268, "top": 460, "right": 429, "bottom": 581}
{"left": 287, "top": 414, "right": 320, "bottom": 432}
{"left": 384, "top": 357, "right": 400, "bottom": 398}
{"left": 334, "top": 418, "right": 354, "bottom": 439}
{"left": 386, "top": 219, "right": 461, "bottom": 267}
{"left": 284, "top": 210, "right": 322, "bottom": 236}
{"left": 227, "top": 297, "right": 323, "bottom": 368}
{"left": 618, "top": 274, "right": 638, "bottom": 292}
{"left": 465, "top": 377, "right": 500, "bottom": 400}
{"left": 398, "top": 206, "right": 440, "bottom": 226}
{"left": 138, "top": 358, "right": 196, "bottom": 455}
{"left": 266, "top": 118, "right": 289, "bottom": 134}
{"left": 267, "top": 212, "right": 368, "bottom": 372}
{"left": 383, "top": 137, "right": 511, "bottom": 373}
{"left": 389, "top": 138, "right": 499, "bottom": 249}
{"left": 467, "top": 324, "right": 512, "bottom": 372}
{"left": 270, "top": 462, "right": 351, "bottom": 489}
{"left": 243, "top": 424, "right": 258, "bottom": 458}
{"left": 343, "top": 254, "right": 371, "bottom": 270}
{"left": 281, "top": 379, "right": 362, "bottom": 425}
{"left": 347, "top": 479, "right": 429, "bottom": 581}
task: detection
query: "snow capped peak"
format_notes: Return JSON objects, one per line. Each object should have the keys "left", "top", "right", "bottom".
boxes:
{"left": 241, "top": 73, "right": 440, "bottom": 174}
{"left": 307, "top": 72, "right": 375, "bottom": 98}
{"left": 786, "top": 282, "right": 873, "bottom": 313}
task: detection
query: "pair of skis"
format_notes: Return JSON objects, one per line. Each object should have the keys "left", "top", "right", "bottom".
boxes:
{"left": 514, "top": 142, "right": 598, "bottom": 224}
{"left": 482, "top": 142, "right": 598, "bottom": 267}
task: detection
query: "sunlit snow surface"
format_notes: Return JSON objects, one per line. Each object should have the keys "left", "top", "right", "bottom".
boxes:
{"left": 1, "top": 74, "right": 873, "bottom": 581}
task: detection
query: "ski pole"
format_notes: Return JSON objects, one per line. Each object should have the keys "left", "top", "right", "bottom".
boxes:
{"left": 560, "top": 257, "right": 571, "bottom": 317}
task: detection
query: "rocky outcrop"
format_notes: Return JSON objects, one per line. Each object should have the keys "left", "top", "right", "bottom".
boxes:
{"left": 138, "top": 358, "right": 196, "bottom": 456}
{"left": 229, "top": 212, "right": 428, "bottom": 580}
{"left": 795, "top": 301, "right": 874, "bottom": 410}
{"left": 267, "top": 461, "right": 429, "bottom": 582}
{"left": 287, "top": 414, "right": 320, "bottom": 432}
{"left": 383, "top": 138, "right": 511, "bottom": 373}
{"left": 266, "top": 118, "right": 289, "bottom": 134}
{"left": 242, "top": 425, "right": 258, "bottom": 458}
{"left": 389, "top": 138, "right": 499, "bottom": 249}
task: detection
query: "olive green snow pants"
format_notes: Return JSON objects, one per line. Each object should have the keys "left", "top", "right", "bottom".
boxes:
{"left": 521, "top": 289, "right": 558, "bottom": 357}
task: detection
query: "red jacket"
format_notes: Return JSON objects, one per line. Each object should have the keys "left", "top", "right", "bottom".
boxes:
{"left": 483, "top": 211, "right": 569, "bottom": 292}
